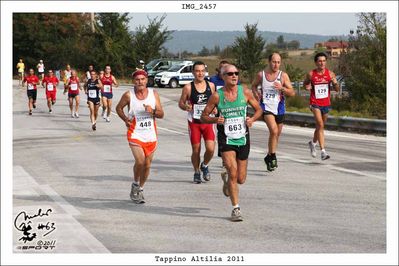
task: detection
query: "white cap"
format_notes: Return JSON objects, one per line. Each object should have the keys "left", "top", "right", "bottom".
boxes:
{"left": 139, "top": 60, "right": 144, "bottom": 64}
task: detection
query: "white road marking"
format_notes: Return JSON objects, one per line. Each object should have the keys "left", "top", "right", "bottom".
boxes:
{"left": 40, "top": 185, "right": 81, "bottom": 216}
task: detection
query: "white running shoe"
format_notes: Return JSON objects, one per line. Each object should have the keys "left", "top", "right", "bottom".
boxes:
{"left": 102, "top": 110, "right": 107, "bottom": 119}
{"left": 308, "top": 141, "right": 317, "bottom": 158}
{"left": 71, "top": 113, "right": 75, "bottom": 118}
{"left": 321, "top": 150, "right": 330, "bottom": 160}
{"left": 105, "top": 117, "right": 110, "bottom": 122}
{"left": 74, "top": 112, "right": 79, "bottom": 118}
{"left": 231, "top": 207, "right": 243, "bottom": 222}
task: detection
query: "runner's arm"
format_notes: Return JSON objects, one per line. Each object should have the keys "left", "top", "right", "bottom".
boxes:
{"left": 112, "top": 76, "right": 118, "bottom": 87}
{"left": 153, "top": 90, "right": 164, "bottom": 119}
{"left": 201, "top": 92, "right": 221, "bottom": 124}
{"left": 116, "top": 91, "right": 131, "bottom": 128}
{"left": 178, "top": 84, "right": 192, "bottom": 111}
{"left": 329, "top": 71, "right": 340, "bottom": 92}
{"left": 250, "top": 72, "right": 262, "bottom": 101}
{"left": 97, "top": 79, "right": 103, "bottom": 89}
{"left": 244, "top": 86, "right": 262, "bottom": 126}
{"left": 208, "top": 82, "right": 218, "bottom": 114}
{"left": 281, "top": 72, "right": 295, "bottom": 97}
{"left": 303, "top": 71, "right": 312, "bottom": 91}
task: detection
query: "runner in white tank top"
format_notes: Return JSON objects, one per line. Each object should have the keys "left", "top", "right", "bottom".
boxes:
{"left": 251, "top": 53, "right": 295, "bottom": 172}
{"left": 116, "top": 70, "right": 164, "bottom": 204}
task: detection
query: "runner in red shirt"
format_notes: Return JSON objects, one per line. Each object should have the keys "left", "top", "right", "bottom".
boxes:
{"left": 304, "top": 52, "right": 340, "bottom": 160}
{"left": 22, "top": 68, "right": 39, "bottom": 115}
{"left": 42, "top": 69, "right": 59, "bottom": 113}
{"left": 64, "top": 70, "right": 82, "bottom": 118}
{"left": 100, "top": 65, "right": 118, "bottom": 122}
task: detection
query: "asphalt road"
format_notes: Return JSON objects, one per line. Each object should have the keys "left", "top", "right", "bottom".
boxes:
{"left": 12, "top": 81, "right": 386, "bottom": 253}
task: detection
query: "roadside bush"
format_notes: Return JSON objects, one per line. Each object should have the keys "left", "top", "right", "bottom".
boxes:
{"left": 286, "top": 95, "right": 308, "bottom": 109}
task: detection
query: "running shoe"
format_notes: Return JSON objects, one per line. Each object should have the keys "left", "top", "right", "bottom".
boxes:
{"left": 29, "top": 110, "right": 32, "bottom": 115}
{"left": 105, "top": 117, "right": 110, "bottom": 122}
{"left": 321, "top": 150, "right": 330, "bottom": 160}
{"left": 74, "top": 112, "right": 79, "bottom": 118}
{"left": 271, "top": 154, "right": 278, "bottom": 170}
{"left": 92, "top": 123, "right": 96, "bottom": 131}
{"left": 193, "top": 172, "right": 202, "bottom": 184}
{"left": 231, "top": 207, "right": 243, "bottom": 222}
{"left": 221, "top": 171, "right": 229, "bottom": 197}
{"left": 71, "top": 113, "right": 75, "bottom": 118}
{"left": 137, "top": 189, "right": 145, "bottom": 204}
{"left": 200, "top": 162, "right": 211, "bottom": 181}
{"left": 49, "top": 109, "right": 52, "bottom": 113}
{"left": 102, "top": 110, "right": 107, "bottom": 119}
{"left": 130, "top": 183, "right": 140, "bottom": 202}
{"left": 33, "top": 103, "right": 36, "bottom": 109}
{"left": 263, "top": 154, "right": 274, "bottom": 172}
{"left": 308, "top": 141, "right": 317, "bottom": 158}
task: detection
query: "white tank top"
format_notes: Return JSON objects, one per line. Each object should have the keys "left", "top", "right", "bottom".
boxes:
{"left": 128, "top": 88, "right": 157, "bottom": 142}
{"left": 261, "top": 70, "right": 282, "bottom": 115}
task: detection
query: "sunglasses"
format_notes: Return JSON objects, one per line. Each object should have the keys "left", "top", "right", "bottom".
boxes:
{"left": 224, "top": 72, "right": 239, "bottom": 76}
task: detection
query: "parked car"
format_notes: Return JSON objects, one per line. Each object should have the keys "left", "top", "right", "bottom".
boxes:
{"left": 154, "top": 62, "right": 208, "bottom": 88}
{"left": 145, "top": 59, "right": 190, "bottom": 87}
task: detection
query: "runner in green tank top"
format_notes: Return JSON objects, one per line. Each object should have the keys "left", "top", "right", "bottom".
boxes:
{"left": 201, "top": 64, "right": 262, "bottom": 222}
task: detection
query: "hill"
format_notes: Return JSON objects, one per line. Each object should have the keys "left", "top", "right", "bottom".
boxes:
{"left": 163, "top": 30, "right": 347, "bottom": 54}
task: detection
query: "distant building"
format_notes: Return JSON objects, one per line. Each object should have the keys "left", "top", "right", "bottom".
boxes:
{"left": 314, "top": 41, "right": 349, "bottom": 58}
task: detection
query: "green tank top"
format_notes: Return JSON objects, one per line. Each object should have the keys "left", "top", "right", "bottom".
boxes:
{"left": 217, "top": 85, "right": 247, "bottom": 145}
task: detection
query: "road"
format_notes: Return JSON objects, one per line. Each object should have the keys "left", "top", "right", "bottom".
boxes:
{"left": 12, "top": 81, "right": 386, "bottom": 253}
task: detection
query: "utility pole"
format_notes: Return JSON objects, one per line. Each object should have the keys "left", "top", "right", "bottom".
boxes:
{"left": 91, "top": 13, "right": 95, "bottom": 33}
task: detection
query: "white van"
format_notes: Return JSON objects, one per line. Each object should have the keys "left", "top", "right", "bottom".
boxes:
{"left": 154, "top": 61, "right": 209, "bottom": 88}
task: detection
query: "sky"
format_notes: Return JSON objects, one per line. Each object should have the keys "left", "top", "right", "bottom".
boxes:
{"left": 128, "top": 13, "right": 359, "bottom": 36}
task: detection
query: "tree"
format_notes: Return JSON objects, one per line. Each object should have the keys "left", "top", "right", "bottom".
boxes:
{"left": 276, "top": 35, "right": 286, "bottom": 49}
{"left": 232, "top": 23, "right": 266, "bottom": 80}
{"left": 338, "top": 13, "right": 386, "bottom": 118}
{"left": 132, "top": 15, "right": 173, "bottom": 67}
{"left": 93, "top": 13, "right": 135, "bottom": 77}
{"left": 219, "top": 45, "right": 234, "bottom": 59}
{"left": 13, "top": 13, "right": 93, "bottom": 71}
{"left": 212, "top": 45, "right": 221, "bottom": 55}
{"left": 284, "top": 63, "right": 305, "bottom": 82}
{"left": 198, "top": 46, "right": 210, "bottom": 56}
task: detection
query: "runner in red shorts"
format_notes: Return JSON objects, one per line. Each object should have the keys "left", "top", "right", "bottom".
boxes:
{"left": 178, "top": 61, "right": 217, "bottom": 184}
{"left": 42, "top": 69, "right": 59, "bottom": 113}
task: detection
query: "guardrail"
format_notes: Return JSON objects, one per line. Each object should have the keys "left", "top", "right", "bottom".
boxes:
{"left": 248, "top": 108, "right": 386, "bottom": 134}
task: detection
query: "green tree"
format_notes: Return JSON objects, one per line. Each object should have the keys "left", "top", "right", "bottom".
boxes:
{"left": 93, "top": 13, "right": 135, "bottom": 77}
{"left": 339, "top": 13, "right": 386, "bottom": 118}
{"left": 212, "top": 45, "right": 221, "bottom": 55}
{"left": 232, "top": 23, "right": 266, "bottom": 80}
{"left": 132, "top": 15, "right": 173, "bottom": 67}
{"left": 198, "top": 46, "right": 210, "bottom": 56}
{"left": 284, "top": 63, "right": 305, "bottom": 82}
{"left": 276, "top": 35, "right": 286, "bottom": 49}
{"left": 219, "top": 45, "right": 234, "bottom": 59}
{"left": 13, "top": 13, "right": 93, "bottom": 71}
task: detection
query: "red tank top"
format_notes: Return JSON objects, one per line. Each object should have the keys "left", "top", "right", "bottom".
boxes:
{"left": 309, "top": 68, "right": 332, "bottom": 106}
{"left": 101, "top": 75, "right": 113, "bottom": 94}
{"left": 68, "top": 76, "right": 80, "bottom": 94}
